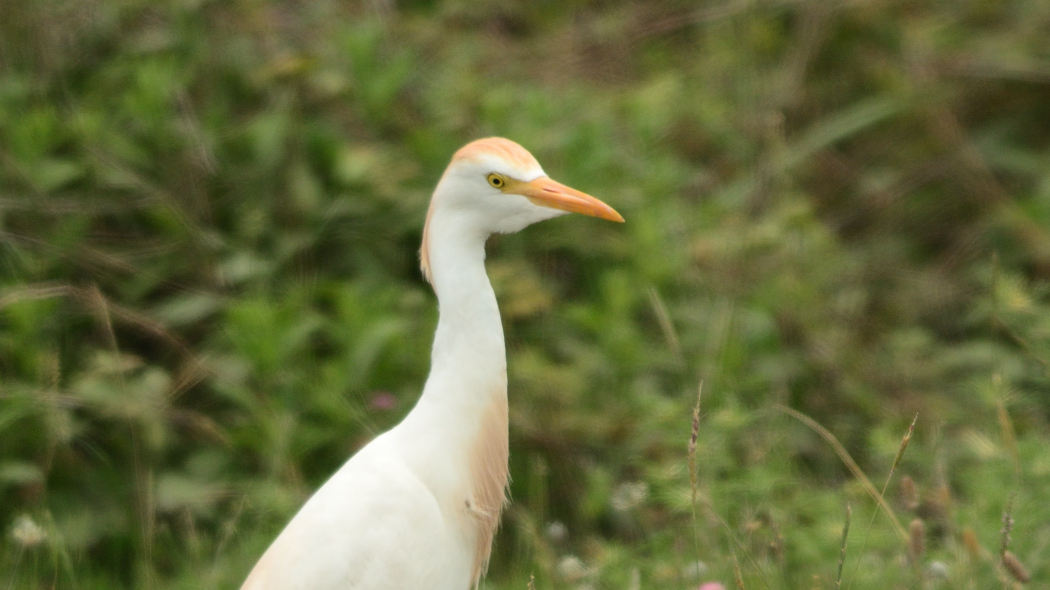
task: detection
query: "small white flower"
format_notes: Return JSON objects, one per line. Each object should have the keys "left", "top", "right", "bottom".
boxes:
{"left": 610, "top": 481, "right": 648, "bottom": 512}
{"left": 926, "top": 560, "right": 950, "bottom": 579}
{"left": 545, "top": 520, "right": 568, "bottom": 543}
{"left": 10, "top": 515, "right": 46, "bottom": 547}
{"left": 557, "top": 555, "right": 588, "bottom": 582}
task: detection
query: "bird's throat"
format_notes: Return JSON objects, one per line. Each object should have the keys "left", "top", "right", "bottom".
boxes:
{"left": 425, "top": 212, "right": 507, "bottom": 384}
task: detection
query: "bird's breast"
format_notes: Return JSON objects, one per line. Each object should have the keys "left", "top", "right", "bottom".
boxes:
{"left": 400, "top": 365, "right": 510, "bottom": 585}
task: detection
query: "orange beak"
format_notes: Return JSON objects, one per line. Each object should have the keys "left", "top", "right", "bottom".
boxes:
{"left": 506, "top": 176, "right": 624, "bottom": 223}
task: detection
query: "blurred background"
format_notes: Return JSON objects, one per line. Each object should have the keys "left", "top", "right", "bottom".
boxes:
{"left": 2, "top": 0, "right": 1049, "bottom": 588}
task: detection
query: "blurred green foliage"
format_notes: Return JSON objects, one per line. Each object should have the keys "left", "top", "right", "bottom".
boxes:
{"left": 2, "top": 0, "right": 1050, "bottom": 588}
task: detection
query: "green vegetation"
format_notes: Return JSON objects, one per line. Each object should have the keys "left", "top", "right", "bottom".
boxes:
{"left": 2, "top": 1, "right": 1049, "bottom": 588}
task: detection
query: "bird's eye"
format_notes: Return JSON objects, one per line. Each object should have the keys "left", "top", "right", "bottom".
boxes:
{"left": 487, "top": 173, "right": 505, "bottom": 188}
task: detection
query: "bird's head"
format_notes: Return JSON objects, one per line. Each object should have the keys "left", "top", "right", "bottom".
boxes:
{"left": 421, "top": 137, "right": 623, "bottom": 283}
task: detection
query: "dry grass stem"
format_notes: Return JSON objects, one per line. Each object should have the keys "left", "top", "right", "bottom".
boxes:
{"left": 648, "top": 287, "right": 682, "bottom": 365}
{"left": 689, "top": 384, "right": 772, "bottom": 590}
{"left": 776, "top": 405, "right": 908, "bottom": 541}
{"left": 689, "top": 382, "right": 702, "bottom": 498}
{"left": 688, "top": 382, "right": 703, "bottom": 577}
{"left": 0, "top": 282, "right": 210, "bottom": 391}
{"left": 1000, "top": 495, "right": 1015, "bottom": 558}
{"left": 204, "top": 496, "right": 248, "bottom": 587}
{"left": 732, "top": 554, "right": 746, "bottom": 590}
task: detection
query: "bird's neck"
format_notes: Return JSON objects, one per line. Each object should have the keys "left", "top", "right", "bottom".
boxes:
{"left": 420, "top": 210, "right": 507, "bottom": 409}
{"left": 400, "top": 206, "right": 512, "bottom": 584}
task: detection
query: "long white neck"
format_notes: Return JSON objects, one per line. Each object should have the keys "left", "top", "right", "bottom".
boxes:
{"left": 416, "top": 207, "right": 506, "bottom": 413}
{"left": 390, "top": 183, "right": 521, "bottom": 584}
{"left": 403, "top": 205, "right": 511, "bottom": 582}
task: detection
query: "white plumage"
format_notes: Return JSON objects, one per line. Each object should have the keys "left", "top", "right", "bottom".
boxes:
{"left": 241, "top": 138, "right": 623, "bottom": 590}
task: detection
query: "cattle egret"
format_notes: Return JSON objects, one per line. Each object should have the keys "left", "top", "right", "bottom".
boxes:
{"left": 241, "top": 137, "right": 623, "bottom": 590}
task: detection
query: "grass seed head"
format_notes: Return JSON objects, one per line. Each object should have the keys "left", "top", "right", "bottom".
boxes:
{"left": 908, "top": 518, "right": 925, "bottom": 563}
{"left": 689, "top": 382, "right": 703, "bottom": 457}
{"left": 1000, "top": 497, "right": 1015, "bottom": 557}
{"left": 922, "top": 484, "right": 951, "bottom": 523}
{"left": 961, "top": 527, "right": 981, "bottom": 560}
{"left": 899, "top": 476, "right": 919, "bottom": 511}
{"left": 891, "top": 414, "right": 917, "bottom": 473}
{"left": 732, "top": 554, "right": 745, "bottom": 590}
{"left": 1002, "top": 551, "right": 1030, "bottom": 583}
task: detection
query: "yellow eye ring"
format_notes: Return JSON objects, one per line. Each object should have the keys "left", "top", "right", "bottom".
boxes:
{"left": 487, "top": 173, "right": 505, "bottom": 188}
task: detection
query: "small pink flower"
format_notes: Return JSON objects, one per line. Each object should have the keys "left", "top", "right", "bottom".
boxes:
{"left": 698, "top": 583, "right": 725, "bottom": 590}
{"left": 370, "top": 392, "right": 397, "bottom": 411}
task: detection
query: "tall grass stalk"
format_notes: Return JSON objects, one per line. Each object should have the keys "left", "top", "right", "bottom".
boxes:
{"left": 845, "top": 414, "right": 917, "bottom": 589}
{"left": 689, "top": 383, "right": 771, "bottom": 590}
{"left": 836, "top": 504, "right": 851, "bottom": 589}
{"left": 688, "top": 382, "right": 703, "bottom": 577}
{"left": 775, "top": 405, "right": 908, "bottom": 541}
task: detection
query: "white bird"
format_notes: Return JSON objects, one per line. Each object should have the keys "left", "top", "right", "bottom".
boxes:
{"left": 241, "top": 137, "right": 623, "bottom": 590}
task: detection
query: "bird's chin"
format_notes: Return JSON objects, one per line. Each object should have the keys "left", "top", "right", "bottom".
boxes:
{"left": 493, "top": 206, "right": 568, "bottom": 234}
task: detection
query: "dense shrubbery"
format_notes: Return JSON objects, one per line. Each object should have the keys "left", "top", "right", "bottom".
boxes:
{"left": 1, "top": 1, "right": 1049, "bottom": 588}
